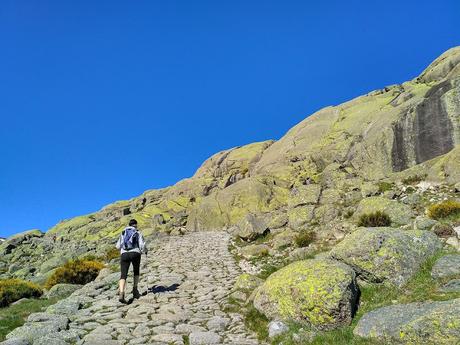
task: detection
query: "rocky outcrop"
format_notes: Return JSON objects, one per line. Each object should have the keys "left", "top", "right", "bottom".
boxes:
{"left": 2, "top": 47, "right": 460, "bottom": 287}
{"left": 330, "top": 227, "right": 441, "bottom": 287}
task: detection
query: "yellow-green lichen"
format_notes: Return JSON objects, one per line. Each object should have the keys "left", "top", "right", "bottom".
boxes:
{"left": 254, "top": 259, "right": 356, "bottom": 329}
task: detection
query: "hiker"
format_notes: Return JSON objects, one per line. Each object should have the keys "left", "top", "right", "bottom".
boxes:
{"left": 116, "top": 219, "right": 148, "bottom": 303}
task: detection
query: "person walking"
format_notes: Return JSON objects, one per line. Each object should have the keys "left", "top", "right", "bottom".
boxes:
{"left": 116, "top": 219, "right": 148, "bottom": 303}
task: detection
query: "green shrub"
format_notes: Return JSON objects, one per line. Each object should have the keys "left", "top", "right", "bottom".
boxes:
{"left": 0, "top": 297, "right": 60, "bottom": 340}
{"left": 377, "top": 181, "right": 393, "bottom": 193}
{"left": 45, "top": 259, "right": 104, "bottom": 289}
{"left": 294, "top": 231, "right": 316, "bottom": 248}
{"left": 0, "top": 279, "right": 43, "bottom": 307}
{"left": 402, "top": 174, "right": 427, "bottom": 185}
{"left": 427, "top": 200, "right": 460, "bottom": 220}
{"left": 357, "top": 211, "right": 391, "bottom": 227}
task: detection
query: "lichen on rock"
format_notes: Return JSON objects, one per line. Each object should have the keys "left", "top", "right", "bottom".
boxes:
{"left": 330, "top": 227, "right": 441, "bottom": 287}
{"left": 253, "top": 258, "right": 358, "bottom": 330}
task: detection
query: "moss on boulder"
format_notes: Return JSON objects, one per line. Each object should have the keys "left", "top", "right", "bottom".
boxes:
{"left": 253, "top": 259, "right": 358, "bottom": 330}
{"left": 330, "top": 227, "right": 441, "bottom": 287}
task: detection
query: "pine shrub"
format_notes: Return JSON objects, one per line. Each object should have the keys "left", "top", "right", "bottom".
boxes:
{"left": 0, "top": 279, "right": 43, "bottom": 307}
{"left": 45, "top": 259, "right": 104, "bottom": 289}
{"left": 357, "top": 211, "right": 391, "bottom": 227}
{"left": 427, "top": 200, "right": 460, "bottom": 220}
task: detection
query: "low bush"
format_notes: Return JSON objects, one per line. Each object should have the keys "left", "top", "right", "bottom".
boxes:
{"left": 377, "top": 181, "right": 393, "bottom": 193}
{"left": 294, "top": 231, "right": 316, "bottom": 248}
{"left": 427, "top": 200, "right": 460, "bottom": 220}
{"left": 432, "top": 223, "right": 455, "bottom": 238}
{"left": 402, "top": 174, "right": 427, "bottom": 185}
{"left": 45, "top": 259, "right": 104, "bottom": 289}
{"left": 357, "top": 211, "right": 391, "bottom": 227}
{"left": 0, "top": 279, "right": 43, "bottom": 307}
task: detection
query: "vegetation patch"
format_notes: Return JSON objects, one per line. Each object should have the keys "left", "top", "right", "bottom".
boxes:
{"left": 357, "top": 211, "right": 391, "bottom": 227}
{"left": 427, "top": 200, "right": 460, "bottom": 220}
{"left": 377, "top": 182, "right": 393, "bottom": 193}
{"left": 258, "top": 263, "right": 285, "bottom": 280}
{"left": 244, "top": 305, "right": 270, "bottom": 341}
{"left": 0, "top": 297, "right": 61, "bottom": 341}
{"left": 45, "top": 259, "right": 104, "bottom": 289}
{"left": 294, "top": 231, "right": 316, "bottom": 248}
{"left": 0, "top": 279, "right": 43, "bottom": 307}
{"left": 402, "top": 174, "right": 427, "bottom": 185}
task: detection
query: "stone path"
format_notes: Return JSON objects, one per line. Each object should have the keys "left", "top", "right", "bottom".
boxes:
{"left": 4, "top": 232, "right": 261, "bottom": 345}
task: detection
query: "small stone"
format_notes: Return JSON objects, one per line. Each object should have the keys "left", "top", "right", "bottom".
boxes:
{"left": 189, "top": 331, "right": 221, "bottom": 345}
{"left": 446, "top": 236, "right": 460, "bottom": 251}
{"left": 413, "top": 216, "right": 438, "bottom": 231}
{"left": 175, "top": 324, "right": 207, "bottom": 335}
{"left": 206, "top": 316, "right": 230, "bottom": 331}
{"left": 268, "top": 320, "right": 289, "bottom": 338}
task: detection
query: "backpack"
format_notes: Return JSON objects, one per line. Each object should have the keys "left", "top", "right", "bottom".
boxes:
{"left": 121, "top": 227, "right": 139, "bottom": 250}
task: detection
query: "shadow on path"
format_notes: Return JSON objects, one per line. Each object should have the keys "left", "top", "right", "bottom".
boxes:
{"left": 148, "top": 283, "right": 180, "bottom": 294}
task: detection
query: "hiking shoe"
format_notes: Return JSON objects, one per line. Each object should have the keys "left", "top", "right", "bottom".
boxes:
{"left": 118, "top": 292, "right": 126, "bottom": 304}
{"left": 133, "top": 288, "right": 141, "bottom": 299}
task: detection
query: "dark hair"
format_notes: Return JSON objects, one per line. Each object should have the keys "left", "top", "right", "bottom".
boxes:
{"left": 129, "top": 219, "right": 138, "bottom": 226}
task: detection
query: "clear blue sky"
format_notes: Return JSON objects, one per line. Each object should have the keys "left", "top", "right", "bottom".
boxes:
{"left": 1, "top": 1, "right": 459, "bottom": 238}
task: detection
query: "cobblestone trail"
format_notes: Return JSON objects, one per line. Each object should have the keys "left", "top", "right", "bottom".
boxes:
{"left": 3, "top": 232, "right": 261, "bottom": 345}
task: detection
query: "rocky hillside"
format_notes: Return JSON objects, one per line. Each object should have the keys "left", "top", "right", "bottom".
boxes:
{"left": 1, "top": 46, "right": 460, "bottom": 345}
{"left": 2, "top": 47, "right": 460, "bottom": 284}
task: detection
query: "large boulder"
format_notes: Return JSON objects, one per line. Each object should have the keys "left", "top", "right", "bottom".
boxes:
{"left": 45, "top": 284, "right": 82, "bottom": 299}
{"left": 235, "top": 214, "right": 269, "bottom": 242}
{"left": 253, "top": 259, "right": 358, "bottom": 330}
{"left": 354, "top": 298, "right": 460, "bottom": 344}
{"left": 354, "top": 197, "right": 414, "bottom": 226}
{"left": 6, "top": 313, "right": 69, "bottom": 343}
{"left": 330, "top": 227, "right": 441, "bottom": 287}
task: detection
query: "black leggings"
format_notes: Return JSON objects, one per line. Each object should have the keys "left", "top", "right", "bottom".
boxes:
{"left": 120, "top": 252, "right": 141, "bottom": 280}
